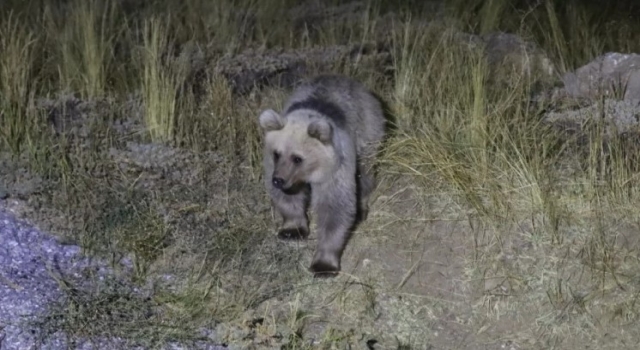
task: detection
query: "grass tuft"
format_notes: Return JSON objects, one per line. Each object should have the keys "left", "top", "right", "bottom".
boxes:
{"left": 140, "top": 16, "right": 187, "bottom": 144}
{"left": 0, "top": 12, "right": 38, "bottom": 153}
{"left": 45, "top": 0, "right": 122, "bottom": 98}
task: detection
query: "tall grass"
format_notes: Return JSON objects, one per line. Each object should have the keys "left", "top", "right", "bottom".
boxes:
{"left": 384, "top": 3, "right": 640, "bottom": 346}
{"left": 45, "top": 0, "right": 121, "bottom": 98}
{"left": 0, "top": 12, "right": 38, "bottom": 153}
{"left": 140, "top": 16, "right": 186, "bottom": 143}
{"left": 387, "top": 23, "right": 542, "bottom": 219}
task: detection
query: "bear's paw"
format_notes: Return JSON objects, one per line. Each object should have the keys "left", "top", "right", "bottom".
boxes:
{"left": 277, "top": 227, "right": 308, "bottom": 240}
{"left": 309, "top": 260, "right": 340, "bottom": 278}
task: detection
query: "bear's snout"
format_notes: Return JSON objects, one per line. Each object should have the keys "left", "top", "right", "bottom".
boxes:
{"left": 272, "top": 177, "right": 286, "bottom": 189}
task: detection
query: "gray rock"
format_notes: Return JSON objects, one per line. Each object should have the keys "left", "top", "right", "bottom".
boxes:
{"left": 0, "top": 205, "right": 86, "bottom": 349}
{"left": 544, "top": 98, "right": 640, "bottom": 136}
{"left": 0, "top": 153, "right": 45, "bottom": 199}
{"left": 481, "top": 31, "right": 556, "bottom": 79}
{"left": 562, "top": 52, "right": 640, "bottom": 103}
{"left": 36, "top": 94, "right": 102, "bottom": 137}
{"left": 213, "top": 43, "right": 392, "bottom": 94}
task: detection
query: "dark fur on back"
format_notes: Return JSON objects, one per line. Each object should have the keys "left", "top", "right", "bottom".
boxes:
{"left": 285, "top": 97, "right": 347, "bottom": 128}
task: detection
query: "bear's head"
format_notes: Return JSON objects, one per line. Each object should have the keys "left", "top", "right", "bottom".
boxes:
{"left": 259, "top": 109, "right": 338, "bottom": 193}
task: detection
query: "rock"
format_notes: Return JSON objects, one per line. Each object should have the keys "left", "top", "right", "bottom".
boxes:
{"left": 37, "top": 94, "right": 109, "bottom": 137}
{"left": 543, "top": 98, "right": 640, "bottom": 174}
{"left": 481, "top": 32, "right": 556, "bottom": 80}
{"left": 108, "top": 142, "right": 225, "bottom": 191}
{"left": 545, "top": 98, "right": 640, "bottom": 136}
{"left": 213, "top": 43, "right": 392, "bottom": 94}
{"left": 562, "top": 52, "right": 640, "bottom": 103}
{"left": 217, "top": 30, "right": 549, "bottom": 99}
{"left": 0, "top": 158, "right": 43, "bottom": 200}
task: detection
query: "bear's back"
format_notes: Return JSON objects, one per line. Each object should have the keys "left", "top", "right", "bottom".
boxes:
{"left": 282, "top": 74, "right": 386, "bottom": 147}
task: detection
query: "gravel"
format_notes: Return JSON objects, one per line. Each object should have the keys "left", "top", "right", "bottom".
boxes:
{"left": 0, "top": 202, "right": 228, "bottom": 350}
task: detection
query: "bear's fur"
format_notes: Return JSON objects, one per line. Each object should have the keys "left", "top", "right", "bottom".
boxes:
{"left": 258, "top": 74, "right": 386, "bottom": 277}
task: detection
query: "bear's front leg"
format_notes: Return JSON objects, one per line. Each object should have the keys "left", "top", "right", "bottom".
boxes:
{"left": 309, "top": 183, "right": 357, "bottom": 277}
{"left": 270, "top": 187, "right": 310, "bottom": 240}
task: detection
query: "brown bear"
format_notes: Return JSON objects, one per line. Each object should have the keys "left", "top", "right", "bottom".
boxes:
{"left": 258, "top": 74, "right": 386, "bottom": 277}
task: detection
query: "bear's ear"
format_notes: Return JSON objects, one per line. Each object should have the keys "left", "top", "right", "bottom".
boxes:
{"left": 259, "top": 109, "right": 284, "bottom": 132}
{"left": 308, "top": 120, "right": 333, "bottom": 144}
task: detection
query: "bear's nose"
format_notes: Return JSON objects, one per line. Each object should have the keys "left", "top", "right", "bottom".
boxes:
{"left": 272, "top": 177, "right": 285, "bottom": 189}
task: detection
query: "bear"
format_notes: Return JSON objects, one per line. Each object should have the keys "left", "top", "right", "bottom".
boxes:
{"left": 258, "top": 74, "right": 386, "bottom": 277}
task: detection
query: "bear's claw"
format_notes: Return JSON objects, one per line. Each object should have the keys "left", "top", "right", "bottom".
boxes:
{"left": 357, "top": 206, "right": 369, "bottom": 223}
{"left": 277, "top": 227, "right": 308, "bottom": 240}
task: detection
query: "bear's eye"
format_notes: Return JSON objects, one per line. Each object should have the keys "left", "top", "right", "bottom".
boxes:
{"left": 291, "top": 155, "right": 303, "bottom": 165}
{"left": 273, "top": 151, "right": 280, "bottom": 161}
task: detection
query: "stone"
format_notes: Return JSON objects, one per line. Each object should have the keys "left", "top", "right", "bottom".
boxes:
{"left": 562, "top": 52, "right": 640, "bottom": 103}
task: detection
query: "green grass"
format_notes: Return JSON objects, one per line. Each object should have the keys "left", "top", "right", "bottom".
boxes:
{"left": 2, "top": 0, "right": 640, "bottom": 348}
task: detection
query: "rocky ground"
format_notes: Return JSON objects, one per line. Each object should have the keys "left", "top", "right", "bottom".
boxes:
{"left": 0, "top": 201, "right": 229, "bottom": 350}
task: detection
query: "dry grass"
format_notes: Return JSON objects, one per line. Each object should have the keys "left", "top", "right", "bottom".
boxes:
{"left": 140, "top": 16, "right": 185, "bottom": 143}
{"left": 0, "top": 12, "right": 38, "bottom": 153}
{"left": 2, "top": 0, "right": 640, "bottom": 348}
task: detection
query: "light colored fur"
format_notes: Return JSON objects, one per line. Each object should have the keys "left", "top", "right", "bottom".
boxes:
{"left": 259, "top": 74, "right": 386, "bottom": 276}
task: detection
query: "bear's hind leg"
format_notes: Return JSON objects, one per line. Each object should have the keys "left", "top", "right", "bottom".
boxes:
{"left": 356, "top": 160, "right": 376, "bottom": 222}
{"left": 271, "top": 189, "right": 310, "bottom": 240}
